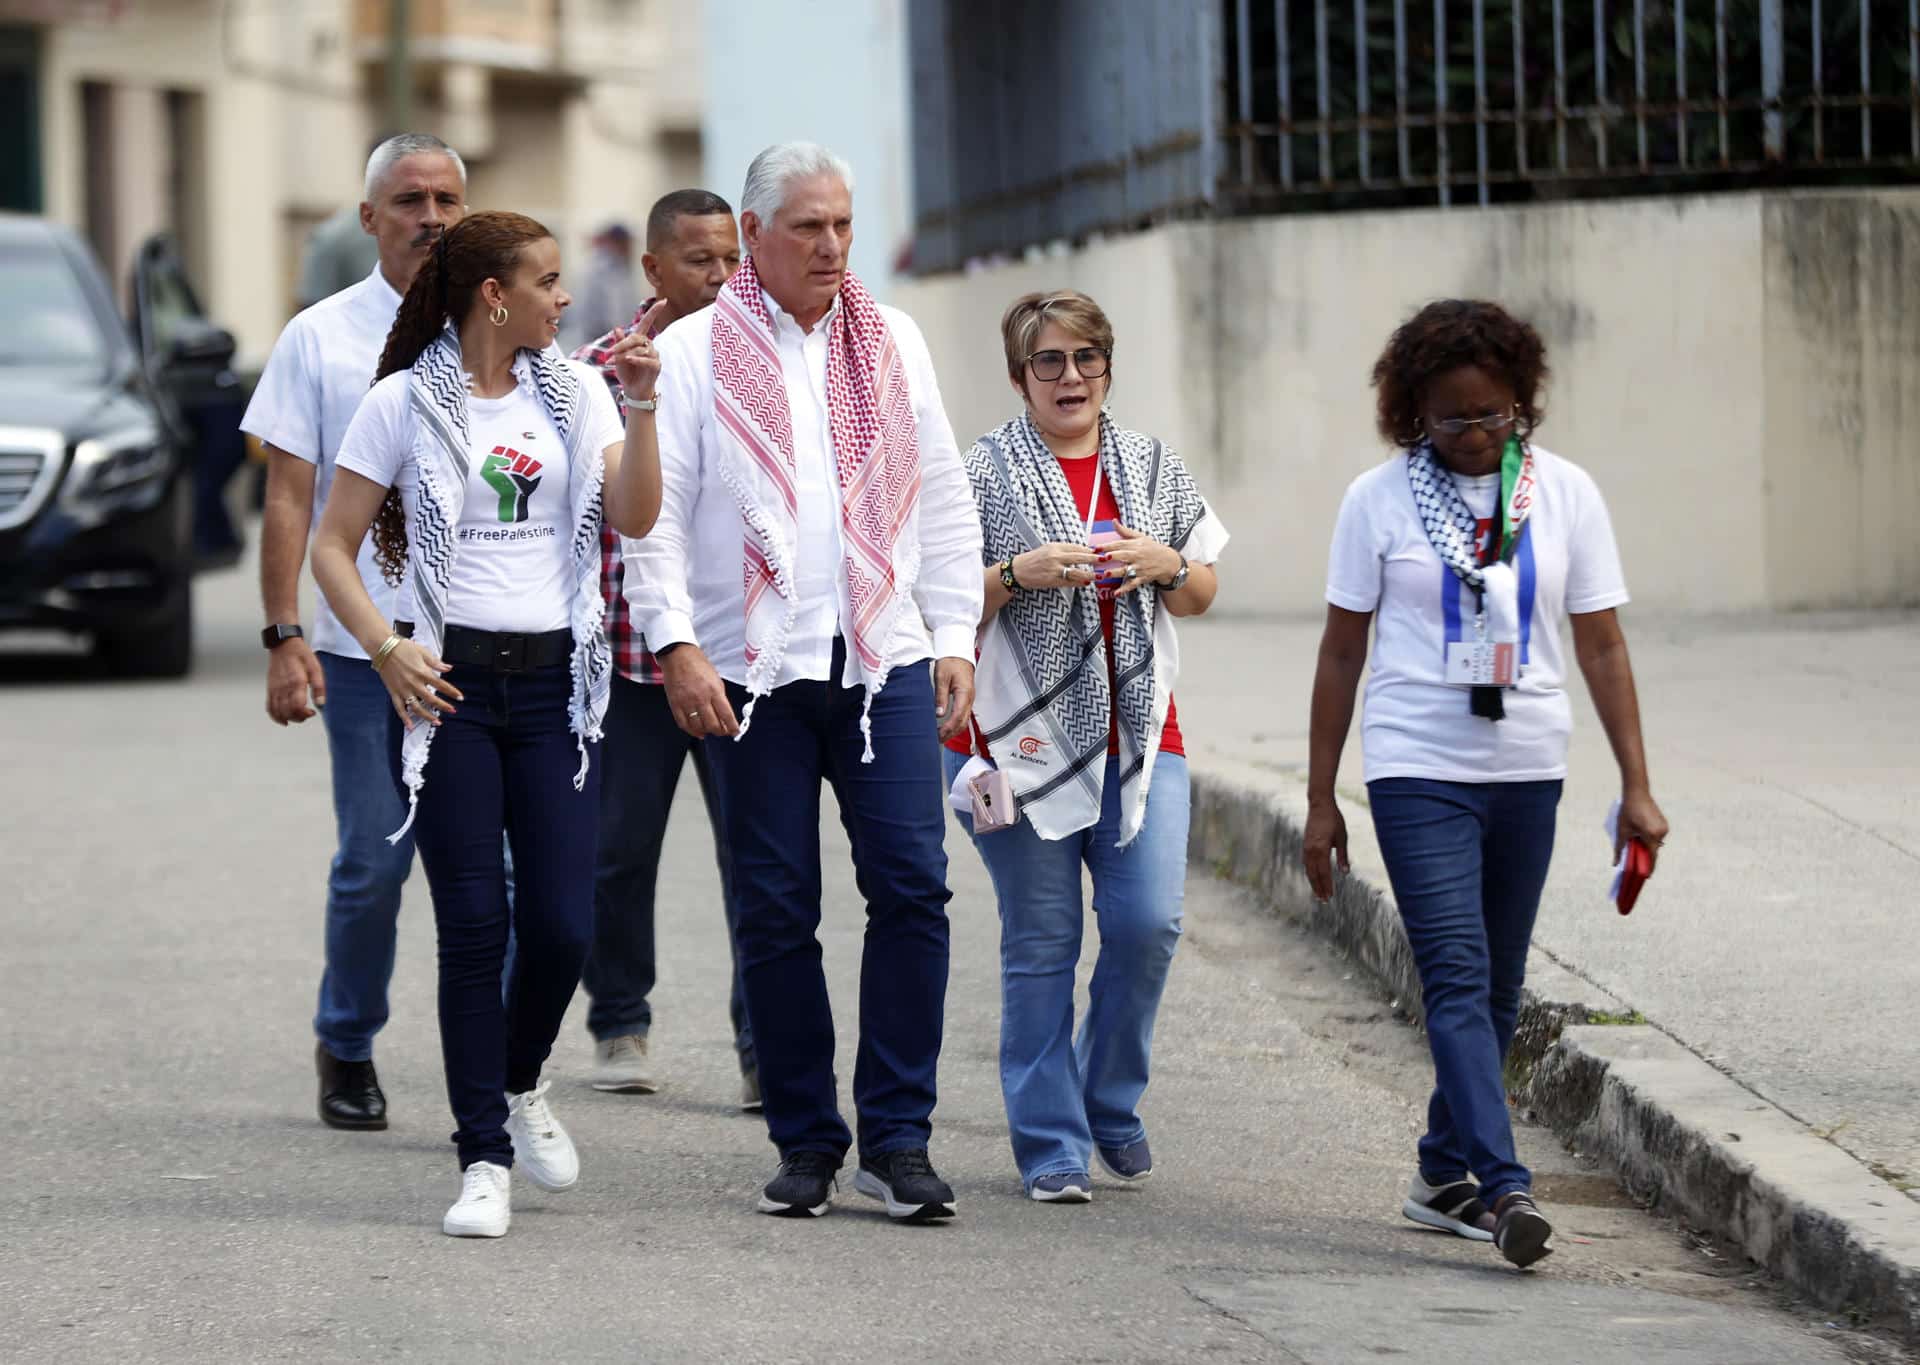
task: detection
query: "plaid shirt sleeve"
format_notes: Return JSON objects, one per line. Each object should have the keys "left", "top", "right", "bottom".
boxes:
{"left": 575, "top": 306, "right": 664, "bottom": 686}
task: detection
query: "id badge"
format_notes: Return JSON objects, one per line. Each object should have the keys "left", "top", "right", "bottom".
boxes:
{"left": 1444, "top": 640, "right": 1517, "bottom": 686}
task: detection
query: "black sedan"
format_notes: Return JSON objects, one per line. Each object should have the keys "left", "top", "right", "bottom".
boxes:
{"left": 0, "top": 215, "right": 240, "bottom": 676}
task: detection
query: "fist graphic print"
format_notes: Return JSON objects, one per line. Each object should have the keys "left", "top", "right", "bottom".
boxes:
{"left": 481, "top": 446, "right": 543, "bottom": 523}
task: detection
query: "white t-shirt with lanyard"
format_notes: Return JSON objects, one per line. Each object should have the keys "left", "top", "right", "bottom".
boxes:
{"left": 335, "top": 359, "right": 625, "bottom": 634}
{"left": 1325, "top": 445, "right": 1630, "bottom": 784}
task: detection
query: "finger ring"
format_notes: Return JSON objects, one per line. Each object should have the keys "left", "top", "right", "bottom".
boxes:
{"left": 1124, "top": 564, "right": 1139, "bottom": 580}
{"left": 1060, "top": 566, "right": 1070, "bottom": 582}
{"left": 688, "top": 708, "right": 701, "bottom": 720}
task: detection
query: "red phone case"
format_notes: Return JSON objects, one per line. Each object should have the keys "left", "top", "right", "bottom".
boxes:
{"left": 1616, "top": 837, "right": 1654, "bottom": 915}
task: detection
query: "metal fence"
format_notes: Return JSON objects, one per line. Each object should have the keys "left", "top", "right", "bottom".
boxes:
{"left": 906, "top": 0, "right": 1222, "bottom": 275}
{"left": 1225, "top": 0, "right": 1920, "bottom": 207}
{"left": 906, "top": 0, "right": 1920, "bottom": 273}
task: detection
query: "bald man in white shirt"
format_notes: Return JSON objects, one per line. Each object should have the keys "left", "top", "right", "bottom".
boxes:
{"left": 242, "top": 133, "right": 466, "bottom": 1133}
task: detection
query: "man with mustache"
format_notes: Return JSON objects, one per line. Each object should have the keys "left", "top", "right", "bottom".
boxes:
{"left": 242, "top": 132, "right": 467, "bottom": 1132}
{"left": 568, "top": 189, "right": 756, "bottom": 1105}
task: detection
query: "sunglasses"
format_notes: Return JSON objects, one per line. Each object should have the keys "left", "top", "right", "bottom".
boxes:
{"left": 1024, "top": 347, "right": 1111, "bottom": 382}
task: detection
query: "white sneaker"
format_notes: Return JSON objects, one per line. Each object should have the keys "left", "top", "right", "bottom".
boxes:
{"left": 443, "top": 1161, "right": 511, "bottom": 1238}
{"left": 589, "top": 1034, "right": 659, "bottom": 1093}
{"left": 506, "top": 1080, "right": 579, "bottom": 1192}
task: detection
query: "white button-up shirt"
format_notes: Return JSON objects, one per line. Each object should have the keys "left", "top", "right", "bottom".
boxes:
{"left": 240, "top": 265, "right": 404, "bottom": 659}
{"left": 624, "top": 290, "right": 983, "bottom": 687}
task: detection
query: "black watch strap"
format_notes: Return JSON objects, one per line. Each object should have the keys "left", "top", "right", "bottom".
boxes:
{"left": 262, "top": 623, "right": 303, "bottom": 650}
{"left": 653, "top": 641, "right": 688, "bottom": 661}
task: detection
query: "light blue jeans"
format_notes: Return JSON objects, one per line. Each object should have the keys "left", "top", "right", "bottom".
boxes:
{"left": 315, "top": 651, "right": 416, "bottom": 1062}
{"left": 944, "top": 749, "right": 1190, "bottom": 1189}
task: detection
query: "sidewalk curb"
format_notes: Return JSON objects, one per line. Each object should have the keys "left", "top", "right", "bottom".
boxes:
{"left": 1187, "top": 760, "right": 1920, "bottom": 1344}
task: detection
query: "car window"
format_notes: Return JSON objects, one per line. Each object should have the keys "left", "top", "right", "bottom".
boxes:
{"left": 0, "top": 241, "right": 112, "bottom": 369}
{"left": 142, "top": 260, "right": 201, "bottom": 359}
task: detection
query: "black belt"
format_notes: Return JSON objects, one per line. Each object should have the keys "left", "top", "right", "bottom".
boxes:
{"left": 394, "top": 621, "right": 573, "bottom": 672}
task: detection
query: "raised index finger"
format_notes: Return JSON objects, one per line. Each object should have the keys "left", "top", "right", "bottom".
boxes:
{"left": 637, "top": 299, "right": 672, "bottom": 338}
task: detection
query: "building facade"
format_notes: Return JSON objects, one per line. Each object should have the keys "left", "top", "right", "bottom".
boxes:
{"left": 1, "top": 0, "right": 705, "bottom": 364}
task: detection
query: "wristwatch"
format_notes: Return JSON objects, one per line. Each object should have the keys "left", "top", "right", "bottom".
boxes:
{"left": 1162, "top": 555, "right": 1190, "bottom": 591}
{"left": 999, "top": 558, "right": 1019, "bottom": 591}
{"left": 621, "top": 393, "right": 659, "bottom": 412}
{"left": 261, "top": 623, "right": 303, "bottom": 650}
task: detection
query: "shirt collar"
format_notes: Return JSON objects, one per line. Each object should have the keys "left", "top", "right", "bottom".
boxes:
{"left": 365, "top": 262, "right": 405, "bottom": 313}
{"left": 761, "top": 287, "right": 839, "bottom": 338}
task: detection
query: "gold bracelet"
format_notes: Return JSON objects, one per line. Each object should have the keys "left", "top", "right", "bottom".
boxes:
{"left": 369, "top": 633, "right": 403, "bottom": 673}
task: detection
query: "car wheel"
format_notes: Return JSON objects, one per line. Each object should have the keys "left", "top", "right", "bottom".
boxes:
{"left": 96, "top": 582, "right": 194, "bottom": 679}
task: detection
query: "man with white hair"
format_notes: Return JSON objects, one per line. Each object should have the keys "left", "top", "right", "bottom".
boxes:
{"left": 242, "top": 132, "right": 466, "bottom": 1132}
{"left": 626, "top": 142, "right": 983, "bottom": 1221}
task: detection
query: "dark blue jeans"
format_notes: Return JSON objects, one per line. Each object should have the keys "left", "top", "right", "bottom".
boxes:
{"left": 315, "top": 652, "right": 416, "bottom": 1062}
{"left": 582, "top": 673, "right": 753, "bottom": 1069}
{"left": 704, "top": 646, "right": 952, "bottom": 1162}
{"left": 405, "top": 660, "right": 600, "bottom": 1170}
{"left": 1367, "top": 777, "right": 1562, "bottom": 1205}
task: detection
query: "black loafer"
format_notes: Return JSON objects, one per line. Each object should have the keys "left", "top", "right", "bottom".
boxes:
{"left": 316, "top": 1042, "right": 388, "bottom": 1131}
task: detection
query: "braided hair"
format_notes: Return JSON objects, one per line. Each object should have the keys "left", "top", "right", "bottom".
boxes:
{"left": 368, "top": 210, "right": 555, "bottom": 585}
{"left": 1371, "top": 299, "right": 1549, "bottom": 450}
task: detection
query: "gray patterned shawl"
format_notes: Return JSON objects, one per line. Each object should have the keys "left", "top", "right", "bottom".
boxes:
{"left": 965, "top": 410, "right": 1217, "bottom": 845}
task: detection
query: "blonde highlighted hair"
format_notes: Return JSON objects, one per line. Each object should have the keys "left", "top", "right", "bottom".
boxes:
{"left": 1000, "top": 290, "right": 1116, "bottom": 385}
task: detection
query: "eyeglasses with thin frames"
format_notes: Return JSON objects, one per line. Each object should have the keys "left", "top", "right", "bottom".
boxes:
{"left": 1025, "top": 347, "right": 1111, "bottom": 382}
{"left": 1426, "top": 410, "right": 1517, "bottom": 437}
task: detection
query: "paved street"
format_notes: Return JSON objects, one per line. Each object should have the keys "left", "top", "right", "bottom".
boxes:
{"left": 1175, "top": 609, "right": 1920, "bottom": 1196}
{"left": 0, "top": 558, "right": 1895, "bottom": 1363}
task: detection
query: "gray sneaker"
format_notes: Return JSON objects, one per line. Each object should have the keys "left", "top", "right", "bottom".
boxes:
{"left": 589, "top": 1035, "right": 659, "bottom": 1093}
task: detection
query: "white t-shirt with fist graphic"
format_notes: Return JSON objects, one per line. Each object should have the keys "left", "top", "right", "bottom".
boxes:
{"left": 337, "top": 359, "right": 623, "bottom": 634}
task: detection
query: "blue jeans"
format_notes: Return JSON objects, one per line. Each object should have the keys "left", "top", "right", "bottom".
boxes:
{"left": 314, "top": 651, "right": 416, "bottom": 1062}
{"left": 945, "top": 749, "right": 1190, "bottom": 1189}
{"left": 1367, "top": 777, "right": 1562, "bottom": 1206}
{"left": 582, "top": 673, "right": 753, "bottom": 1069}
{"left": 703, "top": 646, "right": 952, "bottom": 1161}
{"left": 405, "top": 660, "right": 600, "bottom": 1170}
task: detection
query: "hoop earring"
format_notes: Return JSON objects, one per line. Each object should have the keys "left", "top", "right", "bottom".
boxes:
{"left": 489, "top": 305, "right": 509, "bottom": 327}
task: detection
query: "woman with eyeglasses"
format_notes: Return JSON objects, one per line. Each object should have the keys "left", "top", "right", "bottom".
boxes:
{"left": 942, "top": 290, "right": 1229, "bottom": 1203}
{"left": 1302, "top": 299, "right": 1668, "bottom": 1268}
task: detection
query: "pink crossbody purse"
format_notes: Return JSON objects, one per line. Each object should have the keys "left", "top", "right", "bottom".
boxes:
{"left": 966, "top": 763, "right": 1018, "bottom": 834}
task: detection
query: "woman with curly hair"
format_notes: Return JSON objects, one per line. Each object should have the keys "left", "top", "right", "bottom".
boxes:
{"left": 311, "top": 210, "right": 663, "bottom": 1237}
{"left": 1302, "top": 299, "right": 1667, "bottom": 1268}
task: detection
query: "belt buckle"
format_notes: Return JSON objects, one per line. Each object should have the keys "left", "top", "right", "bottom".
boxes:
{"left": 493, "top": 633, "right": 529, "bottom": 672}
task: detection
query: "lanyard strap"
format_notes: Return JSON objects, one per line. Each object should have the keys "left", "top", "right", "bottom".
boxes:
{"left": 1075, "top": 453, "right": 1105, "bottom": 540}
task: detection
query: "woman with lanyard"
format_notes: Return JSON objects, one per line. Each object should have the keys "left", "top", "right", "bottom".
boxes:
{"left": 944, "top": 291, "right": 1228, "bottom": 1203}
{"left": 312, "top": 211, "right": 662, "bottom": 1238}
{"left": 1302, "top": 299, "right": 1668, "bottom": 1267}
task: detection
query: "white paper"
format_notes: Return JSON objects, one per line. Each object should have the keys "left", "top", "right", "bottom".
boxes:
{"left": 1602, "top": 797, "right": 1625, "bottom": 904}
{"left": 949, "top": 754, "right": 994, "bottom": 814}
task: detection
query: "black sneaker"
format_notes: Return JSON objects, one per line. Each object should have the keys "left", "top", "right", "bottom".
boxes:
{"left": 1493, "top": 1191, "right": 1554, "bottom": 1268}
{"left": 757, "top": 1151, "right": 839, "bottom": 1218}
{"left": 852, "top": 1148, "right": 957, "bottom": 1222}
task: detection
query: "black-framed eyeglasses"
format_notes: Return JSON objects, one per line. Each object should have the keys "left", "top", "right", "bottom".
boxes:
{"left": 1427, "top": 410, "right": 1517, "bottom": 437}
{"left": 1025, "top": 347, "right": 1111, "bottom": 382}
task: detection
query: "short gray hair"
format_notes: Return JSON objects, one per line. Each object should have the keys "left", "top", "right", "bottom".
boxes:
{"left": 363, "top": 133, "right": 468, "bottom": 202}
{"left": 739, "top": 142, "right": 854, "bottom": 225}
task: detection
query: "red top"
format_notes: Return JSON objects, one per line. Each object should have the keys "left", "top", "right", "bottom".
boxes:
{"left": 948, "top": 452, "right": 1184, "bottom": 759}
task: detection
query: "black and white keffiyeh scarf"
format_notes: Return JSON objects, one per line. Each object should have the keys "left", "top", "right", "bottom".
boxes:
{"left": 388, "top": 328, "right": 611, "bottom": 840}
{"left": 966, "top": 410, "right": 1222, "bottom": 845}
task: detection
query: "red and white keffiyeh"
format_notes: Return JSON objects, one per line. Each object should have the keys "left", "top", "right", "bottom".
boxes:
{"left": 710, "top": 254, "right": 921, "bottom": 755}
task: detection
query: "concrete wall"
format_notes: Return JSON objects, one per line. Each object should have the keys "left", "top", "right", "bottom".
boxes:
{"left": 701, "top": 0, "right": 911, "bottom": 300}
{"left": 895, "top": 189, "right": 1920, "bottom": 613}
